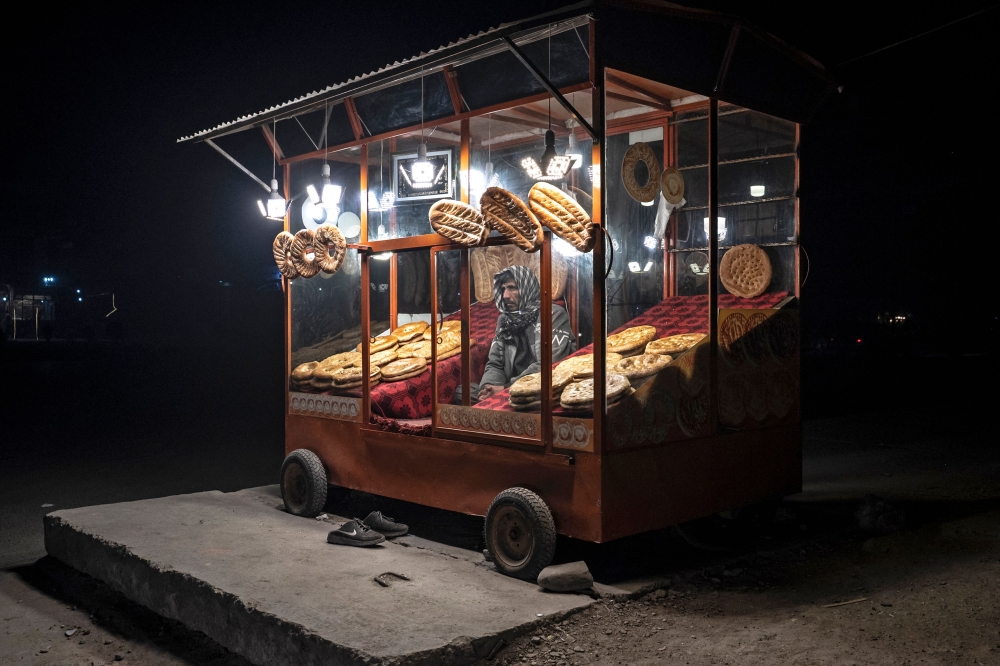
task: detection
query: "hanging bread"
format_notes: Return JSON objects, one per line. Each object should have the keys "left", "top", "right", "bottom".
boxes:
{"left": 622, "top": 142, "right": 661, "bottom": 203}
{"left": 428, "top": 199, "right": 490, "bottom": 247}
{"left": 272, "top": 232, "right": 300, "bottom": 279}
{"left": 528, "top": 182, "right": 594, "bottom": 252}
{"left": 479, "top": 187, "right": 543, "bottom": 253}
{"left": 471, "top": 248, "right": 503, "bottom": 304}
{"left": 313, "top": 224, "right": 347, "bottom": 274}
{"left": 720, "top": 244, "right": 772, "bottom": 298}
{"left": 290, "top": 229, "right": 320, "bottom": 278}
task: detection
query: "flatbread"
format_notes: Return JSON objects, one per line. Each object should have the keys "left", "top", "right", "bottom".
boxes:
{"left": 720, "top": 244, "right": 772, "bottom": 299}
{"left": 556, "top": 353, "right": 623, "bottom": 381}
{"left": 369, "top": 349, "right": 399, "bottom": 367}
{"left": 606, "top": 325, "right": 657, "bottom": 354}
{"left": 528, "top": 182, "right": 593, "bottom": 252}
{"left": 332, "top": 365, "right": 381, "bottom": 385}
{"left": 390, "top": 321, "right": 429, "bottom": 343}
{"left": 479, "top": 187, "right": 543, "bottom": 253}
{"left": 646, "top": 333, "right": 706, "bottom": 356}
{"left": 560, "top": 373, "right": 630, "bottom": 408}
{"left": 357, "top": 335, "right": 399, "bottom": 354}
{"left": 291, "top": 362, "right": 318, "bottom": 382}
{"left": 318, "top": 351, "right": 362, "bottom": 370}
{"left": 429, "top": 199, "right": 489, "bottom": 247}
{"left": 512, "top": 400, "right": 542, "bottom": 412}
{"left": 613, "top": 353, "right": 671, "bottom": 380}
{"left": 381, "top": 357, "right": 428, "bottom": 380}
{"left": 423, "top": 320, "right": 462, "bottom": 340}
{"left": 508, "top": 367, "right": 574, "bottom": 398}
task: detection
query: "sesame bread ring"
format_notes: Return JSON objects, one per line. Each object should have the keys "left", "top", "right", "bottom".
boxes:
{"left": 313, "top": 224, "right": 346, "bottom": 274}
{"left": 272, "top": 232, "right": 300, "bottom": 279}
{"left": 622, "top": 142, "right": 661, "bottom": 203}
{"left": 290, "top": 229, "right": 320, "bottom": 278}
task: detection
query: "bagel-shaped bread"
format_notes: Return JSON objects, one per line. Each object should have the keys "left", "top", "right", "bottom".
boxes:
{"left": 429, "top": 200, "right": 489, "bottom": 247}
{"left": 479, "top": 187, "right": 543, "bottom": 253}
{"left": 622, "top": 142, "right": 661, "bottom": 203}
{"left": 290, "top": 229, "right": 320, "bottom": 278}
{"left": 528, "top": 182, "right": 594, "bottom": 252}
{"left": 313, "top": 224, "right": 346, "bottom": 274}
{"left": 272, "top": 232, "right": 300, "bottom": 279}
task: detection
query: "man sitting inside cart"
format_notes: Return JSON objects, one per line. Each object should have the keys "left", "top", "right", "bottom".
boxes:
{"left": 466, "top": 265, "right": 575, "bottom": 403}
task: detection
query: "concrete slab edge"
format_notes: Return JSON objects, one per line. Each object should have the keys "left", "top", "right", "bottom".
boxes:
{"left": 43, "top": 513, "right": 590, "bottom": 666}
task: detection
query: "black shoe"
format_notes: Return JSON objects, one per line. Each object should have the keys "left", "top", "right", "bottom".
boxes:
{"left": 326, "top": 520, "right": 386, "bottom": 547}
{"left": 361, "top": 511, "right": 409, "bottom": 538}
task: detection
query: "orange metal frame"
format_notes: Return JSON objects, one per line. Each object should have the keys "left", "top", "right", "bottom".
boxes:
{"left": 282, "top": 19, "right": 802, "bottom": 544}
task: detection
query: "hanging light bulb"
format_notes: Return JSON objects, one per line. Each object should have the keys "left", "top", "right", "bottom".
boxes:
{"left": 566, "top": 132, "right": 583, "bottom": 169}
{"left": 522, "top": 130, "right": 574, "bottom": 181}
{"left": 411, "top": 143, "right": 435, "bottom": 187}
{"left": 258, "top": 179, "right": 287, "bottom": 220}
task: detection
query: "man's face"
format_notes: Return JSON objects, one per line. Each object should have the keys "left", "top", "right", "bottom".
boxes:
{"left": 501, "top": 278, "right": 520, "bottom": 312}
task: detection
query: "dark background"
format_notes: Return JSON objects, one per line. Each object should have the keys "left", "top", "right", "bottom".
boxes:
{"left": 1, "top": 1, "right": 997, "bottom": 565}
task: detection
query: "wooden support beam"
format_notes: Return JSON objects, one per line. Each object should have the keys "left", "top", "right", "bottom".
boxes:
{"left": 606, "top": 72, "right": 675, "bottom": 108}
{"left": 443, "top": 65, "right": 464, "bottom": 115}
{"left": 492, "top": 113, "right": 566, "bottom": 133}
{"left": 606, "top": 91, "right": 673, "bottom": 114}
{"left": 278, "top": 82, "right": 592, "bottom": 165}
{"left": 344, "top": 96, "right": 365, "bottom": 142}
{"left": 261, "top": 125, "right": 284, "bottom": 160}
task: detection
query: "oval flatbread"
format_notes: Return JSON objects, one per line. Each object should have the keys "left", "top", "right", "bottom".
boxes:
{"left": 291, "top": 362, "right": 318, "bottom": 382}
{"left": 528, "top": 182, "right": 594, "bottom": 252}
{"left": 390, "top": 321, "right": 429, "bottom": 343}
{"left": 614, "top": 353, "right": 671, "bottom": 380}
{"left": 508, "top": 367, "right": 574, "bottom": 398}
{"left": 331, "top": 365, "right": 381, "bottom": 385}
{"left": 429, "top": 199, "right": 489, "bottom": 247}
{"left": 423, "top": 320, "right": 462, "bottom": 339}
{"left": 607, "top": 325, "right": 657, "bottom": 355}
{"left": 381, "top": 356, "right": 429, "bottom": 381}
{"left": 556, "top": 353, "right": 623, "bottom": 381}
{"left": 720, "top": 244, "right": 772, "bottom": 299}
{"left": 646, "top": 333, "right": 706, "bottom": 356}
{"left": 318, "top": 351, "right": 362, "bottom": 370}
{"left": 357, "top": 335, "right": 399, "bottom": 353}
{"left": 479, "top": 187, "right": 543, "bottom": 253}
{"left": 560, "top": 373, "right": 630, "bottom": 408}
{"left": 370, "top": 349, "right": 399, "bottom": 367}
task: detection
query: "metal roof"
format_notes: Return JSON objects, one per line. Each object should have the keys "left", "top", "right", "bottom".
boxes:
{"left": 177, "top": 2, "right": 593, "bottom": 144}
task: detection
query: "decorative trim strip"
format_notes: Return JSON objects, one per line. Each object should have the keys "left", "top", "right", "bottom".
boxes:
{"left": 438, "top": 405, "right": 540, "bottom": 439}
{"left": 553, "top": 416, "right": 594, "bottom": 452}
{"left": 289, "top": 392, "right": 362, "bottom": 422}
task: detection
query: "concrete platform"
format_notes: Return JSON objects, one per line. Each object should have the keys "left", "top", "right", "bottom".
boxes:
{"left": 43, "top": 486, "right": 592, "bottom": 666}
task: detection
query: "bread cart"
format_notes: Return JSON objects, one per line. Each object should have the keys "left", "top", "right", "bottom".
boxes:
{"left": 180, "top": 0, "right": 836, "bottom": 579}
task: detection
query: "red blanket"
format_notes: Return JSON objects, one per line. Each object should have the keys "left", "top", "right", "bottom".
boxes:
{"left": 475, "top": 292, "right": 789, "bottom": 413}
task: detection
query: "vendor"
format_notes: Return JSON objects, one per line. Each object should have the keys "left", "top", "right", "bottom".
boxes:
{"left": 470, "top": 266, "right": 576, "bottom": 403}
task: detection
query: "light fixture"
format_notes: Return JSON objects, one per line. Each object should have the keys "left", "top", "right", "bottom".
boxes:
{"left": 258, "top": 120, "right": 286, "bottom": 221}
{"left": 643, "top": 260, "right": 653, "bottom": 272}
{"left": 521, "top": 28, "right": 574, "bottom": 182}
{"left": 643, "top": 236, "right": 659, "bottom": 250}
{"left": 703, "top": 216, "right": 728, "bottom": 241}
{"left": 566, "top": 132, "right": 583, "bottom": 169}
{"left": 750, "top": 185, "right": 765, "bottom": 197}
{"left": 628, "top": 261, "right": 641, "bottom": 273}
{"left": 411, "top": 143, "right": 434, "bottom": 186}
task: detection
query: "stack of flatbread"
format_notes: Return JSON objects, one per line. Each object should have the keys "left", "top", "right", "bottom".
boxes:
{"left": 422, "top": 320, "right": 462, "bottom": 340}
{"left": 507, "top": 367, "right": 574, "bottom": 412}
{"left": 398, "top": 329, "right": 467, "bottom": 361}
{"left": 330, "top": 364, "right": 381, "bottom": 392}
{"left": 528, "top": 182, "right": 595, "bottom": 252}
{"left": 560, "top": 373, "right": 632, "bottom": 411}
{"left": 606, "top": 325, "right": 657, "bottom": 357}
{"left": 391, "top": 321, "right": 429, "bottom": 343}
{"left": 291, "top": 351, "right": 364, "bottom": 392}
{"left": 380, "top": 357, "right": 429, "bottom": 383}
{"left": 356, "top": 334, "right": 399, "bottom": 354}
{"left": 555, "top": 352, "right": 623, "bottom": 381}
{"left": 645, "top": 333, "right": 706, "bottom": 356}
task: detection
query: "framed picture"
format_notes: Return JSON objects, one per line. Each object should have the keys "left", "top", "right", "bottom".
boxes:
{"left": 392, "top": 149, "right": 453, "bottom": 202}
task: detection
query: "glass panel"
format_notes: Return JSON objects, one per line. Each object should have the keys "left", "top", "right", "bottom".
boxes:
{"left": 602, "top": 70, "right": 711, "bottom": 448}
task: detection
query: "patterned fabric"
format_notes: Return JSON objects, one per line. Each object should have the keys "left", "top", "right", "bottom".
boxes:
{"left": 493, "top": 266, "right": 540, "bottom": 343}
{"left": 475, "top": 292, "right": 790, "bottom": 413}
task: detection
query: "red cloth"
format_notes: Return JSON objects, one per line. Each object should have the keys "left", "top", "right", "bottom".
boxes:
{"left": 475, "top": 292, "right": 789, "bottom": 412}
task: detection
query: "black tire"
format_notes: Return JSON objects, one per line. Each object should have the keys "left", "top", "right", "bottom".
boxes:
{"left": 483, "top": 487, "right": 556, "bottom": 581}
{"left": 280, "top": 449, "right": 328, "bottom": 517}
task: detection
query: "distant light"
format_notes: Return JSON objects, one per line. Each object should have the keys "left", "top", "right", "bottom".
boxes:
{"left": 703, "top": 217, "right": 727, "bottom": 241}
{"left": 78, "top": 297, "right": 82, "bottom": 302}
{"left": 643, "top": 236, "right": 659, "bottom": 250}
{"left": 43, "top": 277, "right": 55, "bottom": 284}
{"left": 76, "top": 289, "right": 81, "bottom": 294}
{"left": 856, "top": 338, "right": 862, "bottom": 344}
{"left": 750, "top": 185, "right": 766, "bottom": 198}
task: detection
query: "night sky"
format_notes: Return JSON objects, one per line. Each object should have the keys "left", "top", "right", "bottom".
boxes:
{"left": 7, "top": 1, "right": 998, "bottom": 350}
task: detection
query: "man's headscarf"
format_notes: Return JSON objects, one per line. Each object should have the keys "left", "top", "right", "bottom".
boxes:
{"left": 493, "top": 265, "right": 540, "bottom": 342}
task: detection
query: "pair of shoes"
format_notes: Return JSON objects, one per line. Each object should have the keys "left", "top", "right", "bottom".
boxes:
{"left": 326, "top": 511, "right": 408, "bottom": 547}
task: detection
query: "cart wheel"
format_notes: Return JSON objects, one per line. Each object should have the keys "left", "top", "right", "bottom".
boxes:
{"left": 280, "top": 449, "right": 328, "bottom": 517}
{"left": 483, "top": 487, "right": 556, "bottom": 580}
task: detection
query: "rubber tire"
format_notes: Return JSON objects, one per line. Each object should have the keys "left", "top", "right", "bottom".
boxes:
{"left": 483, "top": 487, "right": 556, "bottom": 581}
{"left": 280, "top": 449, "right": 328, "bottom": 517}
